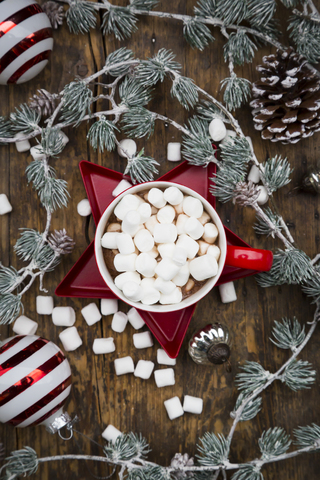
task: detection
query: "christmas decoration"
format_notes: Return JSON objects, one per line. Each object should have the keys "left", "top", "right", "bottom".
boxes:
{"left": 296, "top": 165, "right": 320, "bottom": 195}
{"left": 0, "top": 0, "right": 53, "bottom": 85}
{"left": 0, "top": 335, "right": 72, "bottom": 432}
{"left": 188, "top": 323, "right": 231, "bottom": 367}
{"left": 42, "top": 1, "right": 64, "bottom": 29}
{"left": 29, "top": 89, "right": 59, "bottom": 117}
{"left": 251, "top": 48, "right": 320, "bottom": 144}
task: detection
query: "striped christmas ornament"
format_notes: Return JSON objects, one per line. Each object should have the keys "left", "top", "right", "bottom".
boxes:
{"left": 0, "top": 0, "right": 53, "bottom": 85}
{"left": 0, "top": 335, "right": 72, "bottom": 432}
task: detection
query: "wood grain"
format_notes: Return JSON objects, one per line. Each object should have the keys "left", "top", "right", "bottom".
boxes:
{"left": 1, "top": 1, "right": 320, "bottom": 479}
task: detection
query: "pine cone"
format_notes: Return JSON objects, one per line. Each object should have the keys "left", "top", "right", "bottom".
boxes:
{"left": 170, "top": 453, "right": 194, "bottom": 479}
{"left": 29, "top": 89, "right": 58, "bottom": 117}
{"left": 233, "top": 181, "right": 260, "bottom": 206}
{"left": 42, "top": 1, "right": 64, "bottom": 29}
{"left": 48, "top": 229, "right": 75, "bottom": 255}
{"left": 251, "top": 48, "right": 320, "bottom": 144}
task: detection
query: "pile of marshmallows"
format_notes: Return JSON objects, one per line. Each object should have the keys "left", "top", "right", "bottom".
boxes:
{"left": 102, "top": 186, "right": 221, "bottom": 305}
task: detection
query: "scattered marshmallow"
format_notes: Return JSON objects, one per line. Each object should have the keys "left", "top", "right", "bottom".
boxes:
{"left": 209, "top": 118, "right": 227, "bottom": 142}
{"left": 52, "top": 306, "right": 76, "bottom": 327}
{"left": 114, "top": 194, "right": 140, "bottom": 220}
{"left": 220, "top": 129, "right": 237, "bottom": 146}
{"left": 58, "top": 131, "right": 69, "bottom": 145}
{"left": 102, "top": 424, "right": 122, "bottom": 443}
{"left": 154, "top": 368, "right": 175, "bottom": 388}
{"left": 189, "top": 254, "right": 218, "bottom": 281}
{"left": 173, "top": 263, "right": 190, "bottom": 287}
{"left": 148, "top": 188, "right": 166, "bottom": 208}
{"left": 154, "top": 277, "right": 176, "bottom": 295}
{"left": 167, "top": 142, "right": 181, "bottom": 162}
{"left": 14, "top": 133, "right": 31, "bottom": 152}
{"left": 248, "top": 165, "right": 260, "bottom": 183}
{"left": 116, "top": 233, "right": 135, "bottom": 255}
{"left": 81, "top": 302, "right": 102, "bottom": 326}
{"left": 133, "top": 331, "right": 154, "bottom": 349}
{"left": 183, "top": 196, "right": 203, "bottom": 218}
{"left": 138, "top": 202, "right": 152, "bottom": 223}
{"left": 123, "top": 282, "right": 143, "bottom": 302}
{"left": 136, "top": 253, "right": 157, "bottom": 277}
{"left": 164, "top": 396, "right": 184, "bottom": 420}
{"left": 101, "top": 298, "right": 118, "bottom": 316}
{"left": 117, "top": 138, "right": 137, "bottom": 158}
{"left": 101, "top": 232, "right": 119, "bottom": 249}
{"left": 219, "top": 281, "right": 237, "bottom": 303}
{"left": 59, "top": 326, "right": 82, "bottom": 351}
{"left": 36, "top": 295, "right": 54, "bottom": 315}
{"left": 30, "top": 145, "right": 45, "bottom": 160}
{"left": 141, "top": 287, "right": 160, "bottom": 305}
{"left": 127, "top": 307, "right": 145, "bottom": 329}
{"left": 134, "top": 360, "right": 155, "bottom": 379}
{"left": 114, "top": 253, "right": 137, "bottom": 272}
{"left": 155, "top": 258, "right": 180, "bottom": 281}
{"left": 160, "top": 287, "right": 182, "bottom": 305}
{"left": 93, "top": 338, "right": 115, "bottom": 354}
{"left": 158, "top": 243, "right": 175, "bottom": 259}
{"left": 77, "top": 199, "right": 92, "bottom": 217}
{"left": 176, "top": 214, "right": 188, "bottom": 235}
{"left": 153, "top": 223, "right": 177, "bottom": 244}
{"left": 207, "top": 244, "right": 221, "bottom": 261}
{"left": 176, "top": 234, "right": 199, "bottom": 259}
{"left": 184, "top": 217, "right": 204, "bottom": 240}
{"left": 122, "top": 210, "right": 141, "bottom": 236}
{"left": 145, "top": 215, "right": 159, "bottom": 235}
{"left": 13, "top": 315, "right": 38, "bottom": 335}
{"left": 157, "top": 205, "right": 175, "bottom": 224}
{"left": 111, "top": 311, "right": 128, "bottom": 333}
{"left": 203, "top": 223, "right": 219, "bottom": 244}
{"left": 0, "top": 194, "right": 12, "bottom": 215}
{"left": 115, "top": 271, "right": 141, "bottom": 290}
{"left": 183, "top": 395, "right": 203, "bottom": 414}
{"left": 114, "top": 356, "right": 134, "bottom": 375}
{"left": 157, "top": 349, "right": 176, "bottom": 366}
{"left": 134, "top": 229, "right": 154, "bottom": 253}
{"left": 112, "top": 179, "right": 132, "bottom": 197}
{"left": 257, "top": 185, "right": 269, "bottom": 205}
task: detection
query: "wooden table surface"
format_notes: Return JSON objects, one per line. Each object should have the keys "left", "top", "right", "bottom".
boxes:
{"left": 1, "top": 1, "right": 320, "bottom": 479}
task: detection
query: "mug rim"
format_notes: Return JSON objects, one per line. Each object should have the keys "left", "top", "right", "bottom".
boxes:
{"left": 94, "top": 181, "right": 227, "bottom": 312}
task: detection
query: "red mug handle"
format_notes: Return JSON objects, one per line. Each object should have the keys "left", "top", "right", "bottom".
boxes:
{"left": 225, "top": 245, "right": 273, "bottom": 272}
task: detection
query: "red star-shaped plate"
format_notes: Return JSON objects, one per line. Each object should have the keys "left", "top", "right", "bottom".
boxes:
{"left": 56, "top": 161, "right": 258, "bottom": 358}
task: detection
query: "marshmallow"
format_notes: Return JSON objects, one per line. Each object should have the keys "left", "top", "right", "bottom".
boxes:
{"left": 101, "top": 298, "right": 118, "bottom": 316}
{"left": 198, "top": 241, "right": 210, "bottom": 256}
{"left": 13, "top": 315, "right": 38, "bottom": 335}
{"left": 257, "top": 186, "right": 269, "bottom": 205}
{"left": 172, "top": 246, "right": 187, "bottom": 266}
{"left": 189, "top": 254, "right": 218, "bottom": 281}
{"left": 207, "top": 244, "right": 221, "bottom": 261}
{"left": 145, "top": 215, "right": 159, "bottom": 235}
{"left": 59, "top": 326, "right": 82, "bottom": 351}
{"left": 157, "top": 349, "right": 176, "bottom": 366}
{"left": 134, "top": 360, "right": 155, "bottom": 379}
{"left": 164, "top": 186, "right": 184, "bottom": 205}
{"left": 176, "top": 214, "right": 188, "bottom": 235}
{"left": 117, "top": 138, "right": 137, "bottom": 158}
{"left": 146, "top": 246, "right": 159, "bottom": 259}
{"left": 203, "top": 223, "right": 219, "bottom": 244}
{"left": 183, "top": 196, "right": 203, "bottom": 218}
{"left": 36, "top": 296, "right": 54, "bottom": 315}
{"left": 133, "top": 331, "right": 154, "bottom": 349}
{"left": 153, "top": 223, "right": 177, "bottom": 244}
{"left": 30, "top": 145, "right": 45, "bottom": 160}
{"left": 148, "top": 188, "right": 166, "bottom": 208}
{"left": 183, "top": 395, "right": 203, "bottom": 414}
{"left": 198, "top": 211, "right": 211, "bottom": 225}
{"left": 116, "top": 233, "right": 135, "bottom": 255}
{"left": 93, "top": 338, "right": 115, "bottom": 354}
{"left": 138, "top": 202, "right": 152, "bottom": 223}
{"left": 58, "top": 131, "right": 69, "bottom": 145}
{"left": 209, "top": 118, "right": 227, "bottom": 142}
{"left": 184, "top": 217, "right": 204, "bottom": 240}
{"left": 164, "top": 396, "right": 184, "bottom": 420}
{"left": 114, "top": 194, "right": 140, "bottom": 220}
{"left": 107, "top": 223, "right": 121, "bottom": 232}
{"left": 134, "top": 229, "right": 154, "bottom": 253}
{"left": 14, "top": 133, "right": 31, "bottom": 152}
{"left": 157, "top": 205, "right": 176, "bottom": 224}
{"left": 141, "top": 287, "right": 160, "bottom": 305}
{"left": 114, "top": 253, "right": 137, "bottom": 272}
{"left": 101, "top": 232, "right": 119, "bottom": 249}
{"left": 114, "top": 356, "right": 134, "bottom": 375}
{"left": 220, "top": 129, "right": 237, "bottom": 146}
{"left": 167, "top": 142, "right": 181, "bottom": 162}
{"left": 0, "top": 194, "right": 12, "bottom": 215}
{"left": 248, "top": 165, "right": 260, "bottom": 183}
{"left": 127, "top": 307, "right": 145, "bottom": 329}
{"left": 102, "top": 425, "right": 122, "bottom": 443}
{"left": 154, "top": 277, "right": 176, "bottom": 295}
{"left": 77, "top": 199, "right": 91, "bottom": 217}
{"left": 123, "top": 282, "right": 143, "bottom": 302}
{"left": 219, "top": 281, "right": 237, "bottom": 303}
{"left": 112, "top": 179, "right": 132, "bottom": 197}
{"left": 173, "top": 263, "right": 190, "bottom": 287}
{"left": 135, "top": 253, "right": 157, "bottom": 277}
{"left": 111, "top": 311, "right": 128, "bottom": 332}
{"left": 155, "top": 258, "right": 180, "bottom": 281}
{"left": 154, "top": 368, "right": 175, "bottom": 388}
{"left": 52, "top": 306, "right": 76, "bottom": 327}
{"left": 174, "top": 201, "right": 184, "bottom": 215}
{"left": 160, "top": 287, "right": 182, "bottom": 305}
{"left": 157, "top": 243, "right": 175, "bottom": 259}
{"left": 81, "top": 303, "right": 102, "bottom": 326}
{"left": 141, "top": 277, "right": 156, "bottom": 289}
{"left": 115, "top": 271, "right": 141, "bottom": 290}
{"left": 176, "top": 234, "right": 199, "bottom": 259}
{"left": 122, "top": 210, "right": 141, "bottom": 236}
{"left": 246, "top": 136, "right": 253, "bottom": 149}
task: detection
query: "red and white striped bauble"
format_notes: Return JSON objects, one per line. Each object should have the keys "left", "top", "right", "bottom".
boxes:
{"left": 0, "top": 0, "right": 53, "bottom": 85}
{"left": 0, "top": 335, "right": 72, "bottom": 431}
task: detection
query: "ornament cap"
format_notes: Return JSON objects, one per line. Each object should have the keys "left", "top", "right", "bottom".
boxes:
{"left": 44, "top": 409, "right": 72, "bottom": 434}
{"left": 207, "top": 343, "right": 231, "bottom": 364}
